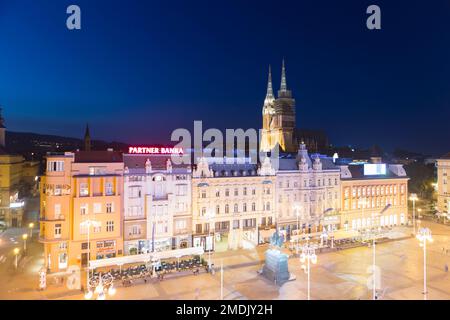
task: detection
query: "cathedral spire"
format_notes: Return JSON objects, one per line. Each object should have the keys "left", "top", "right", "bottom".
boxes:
{"left": 264, "top": 65, "right": 275, "bottom": 105}
{"left": 278, "top": 59, "right": 292, "bottom": 98}
{"left": 84, "top": 123, "right": 91, "bottom": 151}
{"left": 280, "top": 59, "right": 287, "bottom": 92}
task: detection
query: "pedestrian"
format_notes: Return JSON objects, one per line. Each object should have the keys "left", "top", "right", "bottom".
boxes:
{"left": 445, "top": 264, "right": 448, "bottom": 273}
{"left": 442, "top": 247, "right": 445, "bottom": 254}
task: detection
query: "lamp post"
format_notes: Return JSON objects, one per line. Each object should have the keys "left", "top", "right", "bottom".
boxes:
{"left": 206, "top": 212, "right": 215, "bottom": 271}
{"left": 416, "top": 227, "right": 433, "bottom": 300}
{"left": 409, "top": 193, "right": 418, "bottom": 235}
{"left": 85, "top": 272, "right": 116, "bottom": 300}
{"left": 80, "top": 219, "right": 101, "bottom": 299}
{"left": 300, "top": 244, "right": 317, "bottom": 300}
{"left": 22, "top": 234, "right": 28, "bottom": 253}
{"left": 13, "top": 248, "right": 20, "bottom": 269}
{"left": 28, "top": 223, "right": 34, "bottom": 238}
{"left": 358, "top": 198, "right": 367, "bottom": 232}
{"left": 369, "top": 204, "right": 391, "bottom": 300}
{"left": 294, "top": 204, "right": 301, "bottom": 255}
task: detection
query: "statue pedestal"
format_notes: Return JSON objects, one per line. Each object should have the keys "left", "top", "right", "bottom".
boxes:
{"left": 261, "top": 248, "right": 292, "bottom": 286}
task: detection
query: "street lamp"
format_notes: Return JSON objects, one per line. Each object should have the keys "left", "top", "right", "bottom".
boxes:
{"left": 85, "top": 272, "right": 116, "bottom": 300}
{"left": 409, "top": 193, "right": 418, "bottom": 235}
{"left": 293, "top": 204, "right": 301, "bottom": 255}
{"left": 13, "top": 248, "right": 20, "bottom": 269}
{"left": 28, "top": 223, "right": 34, "bottom": 238}
{"left": 369, "top": 204, "right": 391, "bottom": 300}
{"left": 300, "top": 244, "right": 317, "bottom": 300}
{"left": 416, "top": 227, "right": 433, "bottom": 300}
{"left": 80, "top": 219, "right": 101, "bottom": 299}
{"left": 358, "top": 198, "right": 368, "bottom": 232}
{"left": 22, "top": 234, "right": 28, "bottom": 252}
{"left": 205, "top": 212, "right": 215, "bottom": 271}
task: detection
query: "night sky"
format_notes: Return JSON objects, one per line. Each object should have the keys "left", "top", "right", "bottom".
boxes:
{"left": 0, "top": 0, "right": 449, "bottom": 155}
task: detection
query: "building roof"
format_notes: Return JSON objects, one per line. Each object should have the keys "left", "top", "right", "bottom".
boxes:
{"left": 123, "top": 154, "right": 190, "bottom": 174}
{"left": 74, "top": 150, "right": 123, "bottom": 163}
{"left": 342, "top": 163, "right": 408, "bottom": 180}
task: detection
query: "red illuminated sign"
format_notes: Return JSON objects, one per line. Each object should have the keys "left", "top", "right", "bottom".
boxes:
{"left": 128, "top": 146, "right": 184, "bottom": 155}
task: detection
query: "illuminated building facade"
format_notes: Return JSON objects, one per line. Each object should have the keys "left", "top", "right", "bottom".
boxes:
{"left": 192, "top": 157, "right": 276, "bottom": 251}
{"left": 260, "top": 61, "right": 297, "bottom": 153}
{"left": 0, "top": 109, "right": 39, "bottom": 228}
{"left": 338, "top": 159, "right": 409, "bottom": 231}
{"left": 436, "top": 153, "right": 450, "bottom": 215}
{"left": 123, "top": 153, "right": 192, "bottom": 254}
{"left": 275, "top": 142, "right": 341, "bottom": 238}
{"left": 40, "top": 150, "right": 124, "bottom": 273}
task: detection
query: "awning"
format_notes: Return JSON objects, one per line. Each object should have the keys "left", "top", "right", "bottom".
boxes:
{"left": 331, "top": 229, "right": 360, "bottom": 241}
{"left": 89, "top": 247, "right": 204, "bottom": 269}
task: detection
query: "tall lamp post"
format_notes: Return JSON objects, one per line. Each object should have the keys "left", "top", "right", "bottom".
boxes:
{"left": 80, "top": 219, "right": 101, "bottom": 299}
{"left": 13, "top": 248, "right": 20, "bottom": 269}
{"left": 409, "top": 193, "right": 418, "bottom": 235}
{"left": 206, "top": 212, "right": 215, "bottom": 270}
{"left": 22, "top": 234, "right": 28, "bottom": 253}
{"left": 369, "top": 204, "right": 391, "bottom": 300}
{"left": 416, "top": 227, "right": 433, "bottom": 300}
{"left": 28, "top": 223, "right": 34, "bottom": 238}
{"left": 300, "top": 244, "right": 317, "bottom": 300}
{"left": 294, "top": 204, "right": 301, "bottom": 255}
{"left": 358, "top": 198, "right": 367, "bottom": 232}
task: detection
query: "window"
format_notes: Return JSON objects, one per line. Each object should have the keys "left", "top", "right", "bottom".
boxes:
{"left": 129, "top": 186, "right": 142, "bottom": 198}
{"left": 54, "top": 204, "right": 61, "bottom": 219}
{"left": 80, "top": 183, "right": 89, "bottom": 197}
{"left": 234, "top": 204, "right": 238, "bottom": 213}
{"left": 59, "top": 242, "right": 67, "bottom": 250}
{"left": 106, "top": 203, "right": 114, "bottom": 213}
{"left": 93, "top": 225, "right": 101, "bottom": 233}
{"left": 201, "top": 207, "right": 207, "bottom": 216}
{"left": 196, "top": 224, "right": 202, "bottom": 234}
{"left": 216, "top": 205, "right": 220, "bottom": 215}
{"left": 105, "top": 182, "right": 114, "bottom": 196}
{"left": 233, "top": 220, "right": 240, "bottom": 229}
{"left": 55, "top": 224, "right": 62, "bottom": 238}
{"left": 47, "top": 160, "right": 64, "bottom": 172}
{"left": 225, "top": 189, "right": 230, "bottom": 196}
{"left": 93, "top": 203, "right": 102, "bottom": 214}
{"left": 252, "top": 203, "right": 256, "bottom": 211}
{"left": 234, "top": 188, "right": 238, "bottom": 196}
{"left": 201, "top": 190, "right": 207, "bottom": 198}
{"left": 80, "top": 204, "right": 88, "bottom": 216}
{"left": 131, "top": 225, "right": 141, "bottom": 235}
{"left": 252, "top": 188, "right": 256, "bottom": 195}
{"left": 215, "top": 190, "right": 220, "bottom": 197}
{"left": 225, "top": 204, "right": 229, "bottom": 214}
{"left": 243, "top": 203, "right": 247, "bottom": 212}
{"left": 266, "top": 202, "right": 271, "bottom": 211}
{"left": 106, "top": 221, "right": 114, "bottom": 232}
{"left": 175, "top": 220, "right": 187, "bottom": 231}
{"left": 243, "top": 187, "right": 247, "bottom": 196}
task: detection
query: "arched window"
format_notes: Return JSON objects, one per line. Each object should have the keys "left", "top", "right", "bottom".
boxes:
{"left": 225, "top": 204, "right": 229, "bottom": 214}
{"left": 216, "top": 205, "right": 220, "bottom": 215}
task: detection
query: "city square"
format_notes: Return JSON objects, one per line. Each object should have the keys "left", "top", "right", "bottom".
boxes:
{"left": 0, "top": 0, "right": 449, "bottom": 305}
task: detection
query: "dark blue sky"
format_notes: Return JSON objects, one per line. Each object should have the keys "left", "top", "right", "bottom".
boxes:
{"left": 1, "top": 0, "right": 449, "bottom": 155}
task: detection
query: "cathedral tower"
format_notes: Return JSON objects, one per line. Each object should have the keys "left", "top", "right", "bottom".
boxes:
{"left": 260, "top": 60, "right": 297, "bottom": 153}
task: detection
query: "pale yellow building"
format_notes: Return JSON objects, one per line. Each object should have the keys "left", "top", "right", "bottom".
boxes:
{"left": 436, "top": 153, "right": 450, "bottom": 215}
{"left": 40, "top": 150, "right": 124, "bottom": 273}
{"left": 339, "top": 160, "right": 409, "bottom": 231}
{"left": 192, "top": 157, "right": 276, "bottom": 251}
{"left": 0, "top": 109, "right": 39, "bottom": 228}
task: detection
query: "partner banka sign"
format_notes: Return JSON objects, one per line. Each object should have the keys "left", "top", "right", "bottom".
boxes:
{"left": 128, "top": 146, "right": 184, "bottom": 155}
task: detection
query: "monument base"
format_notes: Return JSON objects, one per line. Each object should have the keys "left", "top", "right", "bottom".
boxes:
{"left": 261, "top": 248, "right": 292, "bottom": 286}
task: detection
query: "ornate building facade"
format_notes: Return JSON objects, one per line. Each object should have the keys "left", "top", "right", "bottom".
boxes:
{"left": 191, "top": 157, "right": 276, "bottom": 252}
{"left": 123, "top": 153, "right": 192, "bottom": 255}
{"left": 275, "top": 142, "right": 341, "bottom": 238}
{"left": 436, "top": 153, "right": 450, "bottom": 215}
